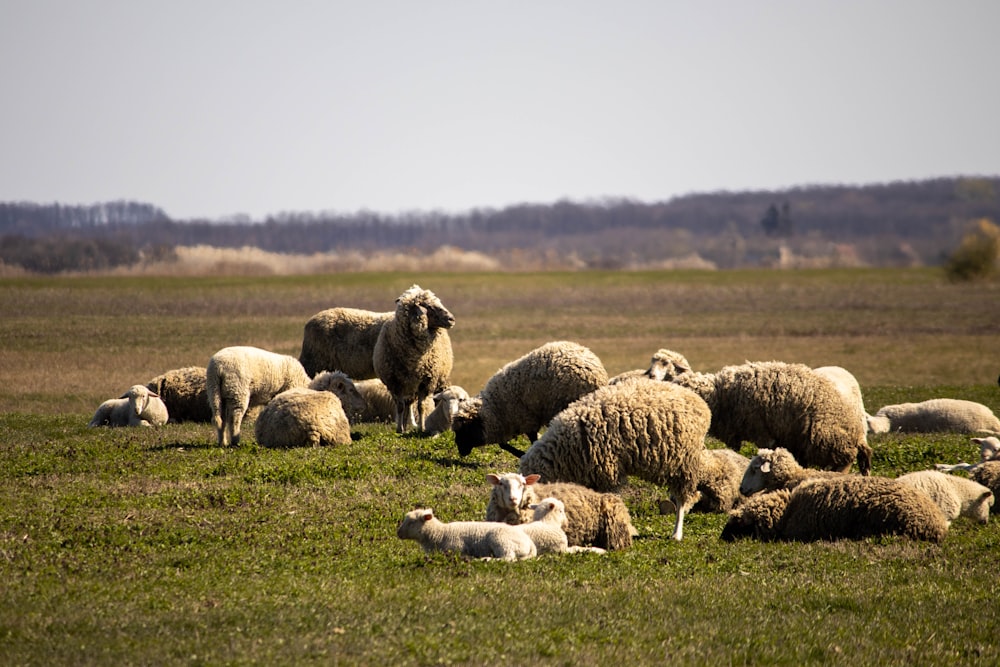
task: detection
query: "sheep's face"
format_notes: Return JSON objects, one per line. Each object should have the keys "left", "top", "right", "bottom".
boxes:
{"left": 397, "top": 286, "right": 455, "bottom": 333}
{"left": 312, "top": 372, "right": 366, "bottom": 415}
{"left": 646, "top": 349, "right": 691, "bottom": 381}
{"left": 488, "top": 473, "right": 529, "bottom": 510}
{"left": 125, "top": 385, "right": 153, "bottom": 416}
{"left": 969, "top": 491, "right": 994, "bottom": 525}
{"left": 397, "top": 508, "right": 434, "bottom": 539}
{"left": 739, "top": 450, "right": 774, "bottom": 496}
{"left": 974, "top": 436, "right": 1000, "bottom": 462}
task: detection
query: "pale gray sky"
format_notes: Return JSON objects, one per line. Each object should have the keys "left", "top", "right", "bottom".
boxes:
{"left": 2, "top": 1, "right": 998, "bottom": 220}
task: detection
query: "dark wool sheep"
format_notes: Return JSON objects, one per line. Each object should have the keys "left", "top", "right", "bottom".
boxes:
{"left": 298, "top": 307, "right": 394, "bottom": 379}
{"left": 373, "top": 285, "right": 455, "bottom": 433}
{"left": 518, "top": 380, "right": 711, "bottom": 541}
{"left": 452, "top": 340, "right": 608, "bottom": 458}
{"left": 721, "top": 476, "right": 950, "bottom": 543}
{"left": 145, "top": 366, "right": 211, "bottom": 423}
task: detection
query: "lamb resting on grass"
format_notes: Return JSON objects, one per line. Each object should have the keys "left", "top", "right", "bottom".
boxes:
{"left": 206, "top": 345, "right": 312, "bottom": 447}
{"left": 88, "top": 384, "right": 169, "bottom": 427}
{"left": 720, "top": 476, "right": 950, "bottom": 543}
{"left": 396, "top": 508, "right": 536, "bottom": 561}
{"left": 518, "top": 379, "right": 711, "bottom": 541}
{"left": 896, "top": 470, "right": 993, "bottom": 525}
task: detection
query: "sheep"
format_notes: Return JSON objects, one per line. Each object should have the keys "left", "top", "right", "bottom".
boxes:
{"left": 298, "top": 307, "right": 393, "bottom": 379}
{"left": 739, "top": 447, "right": 848, "bottom": 496}
{"left": 206, "top": 345, "right": 312, "bottom": 447}
{"left": 648, "top": 349, "right": 872, "bottom": 475}
{"left": 518, "top": 379, "right": 712, "bottom": 541}
{"left": 524, "top": 498, "right": 607, "bottom": 555}
{"left": 452, "top": 340, "right": 609, "bottom": 458}
{"left": 424, "top": 384, "right": 470, "bottom": 436}
{"left": 373, "top": 285, "right": 455, "bottom": 434}
{"left": 813, "top": 365, "right": 870, "bottom": 434}
{"left": 253, "top": 371, "right": 366, "bottom": 449}
{"left": 934, "top": 436, "right": 1000, "bottom": 473}
{"left": 485, "top": 472, "right": 636, "bottom": 550}
{"left": 972, "top": 463, "right": 1000, "bottom": 514}
{"left": 396, "top": 507, "right": 536, "bottom": 561}
{"left": 145, "top": 366, "right": 211, "bottom": 423}
{"left": 88, "top": 384, "right": 169, "bottom": 427}
{"left": 895, "top": 470, "right": 994, "bottom": 525}
{"left": 720, "top": 476, "right": 950, "bottom": 543}
{"left": 692, "top": 448, "right": 752, "bottom": 513}
{"left": 866, "top": 398, "right": 1000, "bottom": 434}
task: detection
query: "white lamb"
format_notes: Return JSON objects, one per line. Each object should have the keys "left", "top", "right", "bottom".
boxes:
{"left": 396, "top": 508, "right": 536, "bottom": 561}
{"left": 867, "top": 398, "right": 1000, "bottom": 434}
{"left": 206, "top": 345, "right": 312, "bottom": 447}
{"left": 523, "top": 498, "right": 607, "bottom": 555}
{"left": 88, "top": 384, "right": 169, "bottom": 427}
{"left": 896, "top": 470, "right": 994, "bottom": 525}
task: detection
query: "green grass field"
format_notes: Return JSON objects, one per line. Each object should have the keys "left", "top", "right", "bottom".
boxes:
{"left": 1, "top": 269, "right": 999, "bottom": 665}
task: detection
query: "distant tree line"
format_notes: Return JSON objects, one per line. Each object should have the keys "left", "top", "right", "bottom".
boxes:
{"left": 1, "top": 177, "right": 998, "bottom": 272}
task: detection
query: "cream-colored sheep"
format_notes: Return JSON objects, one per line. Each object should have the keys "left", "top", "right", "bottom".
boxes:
{"left": 88, "top": 384, "right": 169, "bottom": 427}
{"left": 299, "top": 307, "right": 393, "bottom": 379}
{"left": 253, "top": 371, "right": 365, "bottom": 448}
{"left": 396, "top": 508, "right": 536, "bottom": 561}
{"left": 145, "top": 366, "right": 211, "bottom": 423}
{"left": 896, "top": 470, "right": 994, "bottom": 525}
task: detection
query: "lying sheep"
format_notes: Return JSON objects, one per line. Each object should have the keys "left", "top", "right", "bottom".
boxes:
{"left": 453, "top": 340, "right": 608, "bottom": 458}
{"left": 253, "top": 371, "right": 365, "bottom": 448}
{"left": 649, "top": 349, "right": 872, "bottom": 475}
{"left": 299, "top": 307, "right": 393, "bottom": 379}
{"left": 519, "top": 379, "right": 711, "bottom": 541}
{"left": 206, "top": 345, "right": 312, "bottom": 447}
{"left": 373, "top": 285, "right": 455, "bottom": 433}
{"left": 524, "top": 498, "right": 606, "bottom": 555}
{"left": 88, "top": 384, "right": 169, "bottom": 427}
{"left": 424, "top": 385, "right": 469, "bottom": 436}
{"left": 896, "top": 470, "right": 993, "bottom": 525}
{"left": 145, "top": 366, "right": 211, "bottom": 423}
{"left": 396, "top": 507, "right": 536, "bottom": 561}
{"left": 720, "top": 476, "right": 950, "bottom": 543}
{"left": 972, "top": 463, "right": 1000, "bottom": 515}
{"left": 867, "top": 398, "right": 1000, "bottom": 434}
{"left": 739, "top": 447, "right": 847, "bottom": 496}
{"left": 485, "top": 472, "right": 635, "bottom": 550}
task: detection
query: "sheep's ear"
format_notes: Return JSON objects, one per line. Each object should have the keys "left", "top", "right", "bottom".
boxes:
{"left": 759, "top": 461, "right": 771, "bottom": 474}
{"left": 118, "top": 392, "right": 130, "bottom": 399}
{"left": 524, "top": 474, "right": 541, "bottom": 485}
{"left": 486, "top": 474, "right": 501, "bottom": 486}
{"left": 528, "top": 503, "right": 538, "bottom": 510}
{"left": 423, "top": 511, "right": 433, "bottom": 521}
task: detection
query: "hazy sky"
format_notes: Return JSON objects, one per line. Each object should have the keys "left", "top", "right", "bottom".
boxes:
{"left": 2, "top": 1, "right": 998, "bottom": 220}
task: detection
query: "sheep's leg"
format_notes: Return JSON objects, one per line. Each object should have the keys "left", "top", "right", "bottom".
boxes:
{"left": 229, "top": 399, "right": 248, "bottom": 447}
{"left": 393, "top": 398, "right": 409, "bottom": 433}
{"left": 415, "top": 398, "right": 426, "bottom": 433}
{"left": 671, "top": 504, "right": 686, "bottom": 541}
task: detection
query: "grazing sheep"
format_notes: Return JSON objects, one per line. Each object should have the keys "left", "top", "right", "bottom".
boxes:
{"left": 896, "top": 470, "right": 994, "bottom": 525}
{"left": 253, "top": 371, "right": 365, "bottom": 449}
{"left": 867, "top": 398, "right": 1000, "bottom": 434}
{"left": 299, "top": 307, "right": 393, "bottom": 379}
{"left": 518, "top": 380, "right": 711, "bottom": 541}
{"left": 693, "top": 448, "right": 752, "bottom": 513}
{"left": 720, "top": 476, "right": 950, "bottom": 543}
{"left": 88, "top": 384, "right": 169, "bottom": 427}
{"left": 524, "top": 498, "right": 607, "bottom": 555}
{"left": 396, "top": 508, "right": 536, "bottom": 561}
{"left": 485, "top": 472, "right": 636, "bottom": 550}
{"left": 206, "top": 345, "right": 312, "bottom": 447}
{"left": 145, "top": 366, "right": 211, "bottom": 423}
{"left": 648, "top": 349, "right": 872, "bottom": 475}
{"left": 453, "top": 340, "right": 608, "bottom": 458}
{"left": 373, "top": 285, "right": 455, "bottom": 433}
{"left": 739, "top": 447, "right": 848, "bottom": 496}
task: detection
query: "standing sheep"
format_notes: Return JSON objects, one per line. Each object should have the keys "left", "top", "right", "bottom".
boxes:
{"left": 720, "top": 476, "right": 950, "bottom": 543}
{"left": 453, "top": 341, "right": 608, "bottom": 458}
{"left": 485, "top": 472, "right": 635, "bottom": 550}
{"left": 739, "top": 447, "right": 848, "bottom": 496}
{"left": 206, "top": 345, "right": 312, "bottom": 447}
{"left": 373, "top": 285, "right": 455, "bottom": 434}
{"left": 88, "top": 384, "right": 169, "bottom": 427}
{"left": 518, "top": 380, "right": 712, "bottom": 541}
{"left": 396, "top": 508, "right": 536, "bottom": 561}
{"left": 253, "top": 371, "right": 366, "bottom": 449}
{"left": 648, "top": 349, "right": 872, "bottom": 475}
{"left": 145, "top": 366, "right": 211, "bottom": 423}
{"left": 813, "top": 365, "right": 870, "bottom": 434}
{"left": 866, "top": 398, "right": 1000, "bottom": 434}
{"left": 299, "top": 307, "right": 393, "bottom": 379}
{"left": 896, "top": 470, "right": 993, "bottom": 525}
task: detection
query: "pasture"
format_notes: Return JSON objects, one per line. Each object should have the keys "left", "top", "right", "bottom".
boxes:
{"left": 1, "top": 269, "right": 999, "bottom": 665}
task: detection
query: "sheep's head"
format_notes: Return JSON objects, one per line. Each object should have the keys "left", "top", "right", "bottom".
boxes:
{"left": 720, "top": 489, "right": 791, "bottom": 541}
{"left": 739, "top": 447, "right": 799, "bottom": 496}
{"left": 310, "top": 371, "right": 366, "bottom": 415}
{"left": 969, "top": 489, "right": 994, "bottom": 525}
{"left": 646, "top": 349, "right": 691, "bottom": 381}
{"left": 973, "top": 436, "right": 1000, "bottom": 462}
{"left": 530, "top": 497, "right": 566, "bottom": 527}
{"left": 453, "top": 397, "right": 486, "bottom": 456}
{"left": 397, "top": 508, "right": 435, "bottom": 539}
{"left": 487, "top": 472, "right": 540, "bottom": 510}
{"left": 866, "top": 413, "right": 891, "bottom": 434}
{"left": 396, "top": 285, "right": 455, "bottom": 333}
{"left": 124, "top": 385, "right": 156, "bottom": 416}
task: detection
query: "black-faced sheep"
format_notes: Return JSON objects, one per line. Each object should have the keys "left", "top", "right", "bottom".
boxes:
{"left": 866, "top": 398, "right": 1000, "bottom": 434}
{"left": 373, "top": 285, "right": 455, "bottom": 434}
{"left": 720, "top": 476, "right": 950, "bottom": 543}
{"left": 453, "top": 340, "right": 608, "bottom": 458}
{"left": 518, "top": 380, "right": 712, "bottom": 541}
{"left": 206, "top": 345, "right": 312, "bottom": 447}
{"left": 88, "top": 384, "right": 169, "bottom": 427}
{"left": 145, "top": 366, "right": 211, "bottom": 423}
{"left": 485, "top": 472, "right": 635, "bottom": 550}
{"left": 648, "top": 349, "right": 872, "bottom": 475}
{"left": 396, "top": 508, "right": 537, "bottom": 561}
{"left": 253, "top": 371, "right": 366, "bottom": 448}
{"left": 896, "top": 470, "right": 994, "bottom": 525}
{"left": 298, "top": 307, "right": 393, "bottom": 379}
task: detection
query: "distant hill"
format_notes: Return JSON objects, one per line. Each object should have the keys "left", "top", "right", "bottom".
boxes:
{"left": 2, "top": 176, "right": 998, "bottom": 272}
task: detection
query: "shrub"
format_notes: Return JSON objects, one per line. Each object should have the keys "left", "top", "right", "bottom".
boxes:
{"left": 944, "top": 218, "right": 1000, "bottom": 282}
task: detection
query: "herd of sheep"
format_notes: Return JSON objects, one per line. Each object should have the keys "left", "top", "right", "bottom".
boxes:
{"left": 89, "top": 284, "right": 1000, "bottom": 561}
